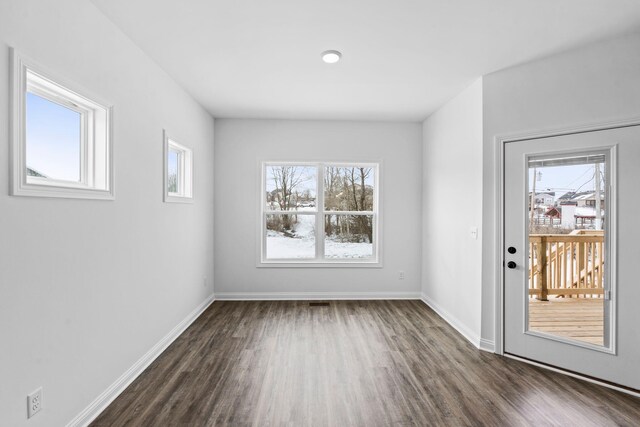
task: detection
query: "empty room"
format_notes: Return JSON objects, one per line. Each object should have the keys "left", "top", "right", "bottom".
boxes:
{"left": 2, "top": 0, "right": 640, "bottom": 426}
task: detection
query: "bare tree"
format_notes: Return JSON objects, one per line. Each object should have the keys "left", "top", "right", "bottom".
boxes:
{"left": 270, "top": 166, "right": 309, "bottom": 230}
{"left": 342, "top": 167, "right": 373, "bottom": 242}
{"left": 167, "top": 173, "right": 178, "bottom": 193}
{"left": 324, "top": 166, "right": 341, "bottom": 234}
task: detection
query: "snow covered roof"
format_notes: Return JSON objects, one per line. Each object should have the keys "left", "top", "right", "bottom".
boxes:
{"left": 574, "top": 207, "right": 604, "bottom": 218}
{"left": 572, "top": 191, "right": 605, "bottom": 201}
{"left": 558, "top": 191, "right": 590, "bottom": 201}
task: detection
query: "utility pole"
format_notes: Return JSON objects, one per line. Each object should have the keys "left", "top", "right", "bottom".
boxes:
{"left": 594, "top": 163, "right": 602, "bottom": 230}
{"left": 530, "top": 167, "right": 537, "bottom": 233}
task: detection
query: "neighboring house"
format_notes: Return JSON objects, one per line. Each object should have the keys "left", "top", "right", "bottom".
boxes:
{"left": 528, "top": 192, "right": 555, "bottom": 219}
{"left": 560, "top": 202, "right": 604, "bottom": 229}
{"left": 544, "top": 206, "right": 561, "bottom": 219}
{"left": 557, "top": 191, "right": 588, "bottom": 204}
{"left": 571, "top": 191, "right": 605, "bottom": 208}
{"left": 528, "top": 192, "right": 554, "bottom": 221}
{"left": 266, "top": 189, "right": 316, "bottom": 210}
{"left": 535, "top": 191, "right": 555, "bottom": 206}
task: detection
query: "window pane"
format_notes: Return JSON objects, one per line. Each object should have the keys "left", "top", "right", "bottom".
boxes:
{"left": 265, "top": 165, "right": 317, "bottom": 211}
{"left": 324, "top": 166, "right": 374, "bottom": 211}
{"left": 266, "top": 214, "right": 316, "bottom": 259}
{"left": 167, "top": 149, "right": 180, "bottom": 194}
{"left": 527, "top": 155, "right": 607, "bottom": 347}
{"left": 26, "top": 92, "right": 81, "bottom": 182}
{"left": 324, "top": 214, "right": 373, "bottom": 259}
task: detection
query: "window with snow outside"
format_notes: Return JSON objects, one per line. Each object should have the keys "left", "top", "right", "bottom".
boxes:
{"left": 261, "top": 162, "right": 380, "bottom": 265}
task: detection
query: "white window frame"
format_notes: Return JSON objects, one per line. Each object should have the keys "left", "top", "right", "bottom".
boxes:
{"left": 10, "top": 48, "right": 114, "bottom": 200}
{"left": 163, "top": 131, "right": 193, "bottom": 203}
{"left": 258, "top": 161, "right": 382, "bottom": 267}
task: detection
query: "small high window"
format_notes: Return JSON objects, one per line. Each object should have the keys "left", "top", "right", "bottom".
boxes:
{"left": 163, "top": 132, "right": 193, "bottom": 202}
{"left": 10, "top": 49, "right": 113, "bottom": 199}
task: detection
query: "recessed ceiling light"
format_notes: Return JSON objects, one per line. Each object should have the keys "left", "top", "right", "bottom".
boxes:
{"left": 321, "top": 50, "right": 342, "bottom": 64}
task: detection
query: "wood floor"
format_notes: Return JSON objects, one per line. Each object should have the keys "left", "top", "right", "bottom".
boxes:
{"left": 92, "top": 300, "right": 640, "bottom": 426}
{"left": 529, "top": 298, "right": 604, "bottom": 346}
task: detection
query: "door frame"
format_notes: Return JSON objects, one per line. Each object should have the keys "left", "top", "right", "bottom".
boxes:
{"left": 493, "top": 116, "right": 640, "bottom": 356}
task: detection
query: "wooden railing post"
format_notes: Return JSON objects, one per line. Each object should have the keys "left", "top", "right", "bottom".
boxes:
{"left": 576, "top": 240, "right": 585, "bottom": 296}
{"left": 537, "top": 237, "right": 548, "bottom": 301}
{"left": 528, "top": 232, "right": 604, "bottom": 299}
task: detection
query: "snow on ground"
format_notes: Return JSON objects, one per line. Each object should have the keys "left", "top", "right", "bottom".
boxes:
{"left": 266, "top": 214, "right": 315, "bottom": 259}
{"left": 325, "top": 240, "right": 372, "bottom": 259}
{"left": 266, "top": 231, "right": 316, "bottom": 259}
{"left": 266, "top": 214, "right": 372, "bottom": 259}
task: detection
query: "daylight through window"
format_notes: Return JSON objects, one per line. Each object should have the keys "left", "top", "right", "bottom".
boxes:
{"left": 11, "top": 49, "right": 113, "bottom": 199}
{"left": 164, "top": 133, "right": 193, "bottom": 202}
{"left": 262, "top": 163, "right": 379, "bottom": 264}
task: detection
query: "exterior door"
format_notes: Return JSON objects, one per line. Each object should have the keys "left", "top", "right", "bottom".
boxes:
{"left": 504, "top": 125, "right": 640, "bottom": 390}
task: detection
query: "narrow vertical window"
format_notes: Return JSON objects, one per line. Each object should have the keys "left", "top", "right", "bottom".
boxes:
{"left": 164, "top": 131, "right": 193, "bottom": 202}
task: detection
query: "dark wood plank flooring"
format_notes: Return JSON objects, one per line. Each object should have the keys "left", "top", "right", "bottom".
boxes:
{"left": 92, "top": 300, "right": 640, "bottom": 426}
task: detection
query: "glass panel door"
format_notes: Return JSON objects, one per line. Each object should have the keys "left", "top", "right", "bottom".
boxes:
{"left": 504, "top": 125, "right": 640, "bottom": 390}
{"left": 526, "top": 153, "right": 608, "bottom": 348}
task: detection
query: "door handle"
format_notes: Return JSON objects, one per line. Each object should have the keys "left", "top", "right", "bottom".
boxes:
{"left": 507, "top": 261, "right": 517, "bottom": 269}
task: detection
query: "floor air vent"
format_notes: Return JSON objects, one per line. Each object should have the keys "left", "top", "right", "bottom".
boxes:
{"left": 309, "top": 302, "right": 330, "bottom": 307}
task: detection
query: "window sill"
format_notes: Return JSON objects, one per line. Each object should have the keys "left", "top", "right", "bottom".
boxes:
{"left": 257, "top": 260, "right": 383, "bottom": 268}
{"left": 12, "top": 182, "right": 114, "bottom": 200}
{"left": 164, "top": 195, "right": 194, "bottom": 204}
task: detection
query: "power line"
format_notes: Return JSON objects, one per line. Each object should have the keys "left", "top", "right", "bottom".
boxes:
{"left": 572, "top": 175, "right": 595, "bottom": 195}
{"left": 561, "top": 166, "right": 594, "bottom": 190}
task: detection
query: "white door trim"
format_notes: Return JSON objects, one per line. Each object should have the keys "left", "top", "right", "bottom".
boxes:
{"left": 504, "top": 353, "right": 640, "bottom": 399}
{"left": 493, "top": 116, "right": 640, "bottom": 356}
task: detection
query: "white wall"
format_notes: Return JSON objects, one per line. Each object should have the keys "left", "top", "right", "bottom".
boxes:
{"left": 214, "top": 119, "right": 422, "bottom": 298}
{"left": 481, "top": 32, "right": 640, "bottom": 344}
{"left": 421, "top": 79, "right": 484, "bottom": 346}
{"left": 0, "top": 1, "right": 215, "bottom": 426}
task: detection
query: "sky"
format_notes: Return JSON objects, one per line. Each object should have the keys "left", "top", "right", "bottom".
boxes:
{"left": 168, "top": 150, "right": 178, "bottom": 177}
{"left": 265, "top": 166, "right": 317, "bottom": 196}
{"left": 528, "top": 163, "right": 604, "bottom": 198}
{"left": 26, "top": 92, "right": 81, "bottom": 181}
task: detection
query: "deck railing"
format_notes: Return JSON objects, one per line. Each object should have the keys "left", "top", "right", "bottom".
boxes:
{"left": 528, "top": 231, "right": 605, "bottom": 300}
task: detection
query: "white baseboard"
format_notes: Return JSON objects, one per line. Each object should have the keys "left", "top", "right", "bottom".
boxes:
{"left": 420, "top": 293, "right": 483, "bottom": 350}
{"left": 214, "top": 291, "right": 421, "bottom": 300}
{"left": 66, "top": 293, "right": 216, "bottom": 427}
{"left": 479, "top": 338, "right": 495, "bottom": 353}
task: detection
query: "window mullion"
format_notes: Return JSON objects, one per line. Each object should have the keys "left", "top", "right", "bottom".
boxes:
{"left": 316, "top": 163, "right": 325, "bottom": 261}
{"left": 179, "top": 152, "right": 185, "bottom": 196}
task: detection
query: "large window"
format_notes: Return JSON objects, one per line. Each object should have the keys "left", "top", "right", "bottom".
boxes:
{"left": 260, "top": 162, "right": 380, "bottom": 265}
{"left": 10, "top": 49, "right": 113, "bottom": 199}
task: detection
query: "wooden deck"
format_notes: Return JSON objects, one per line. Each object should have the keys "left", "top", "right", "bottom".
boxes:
{"left": 529, "top": 298, "right": 604, "bottom": 346}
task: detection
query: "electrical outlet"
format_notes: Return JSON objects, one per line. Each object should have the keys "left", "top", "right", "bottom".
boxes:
{"left": 398, "top": 271, "right": 405, "bottom": 280}
{"left": 27, "top": 387, "right": 42, "bottom": 418}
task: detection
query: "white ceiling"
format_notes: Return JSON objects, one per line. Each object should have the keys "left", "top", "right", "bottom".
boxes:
{"left": 90, "top": 0, "right": 640, "bottom": 121}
